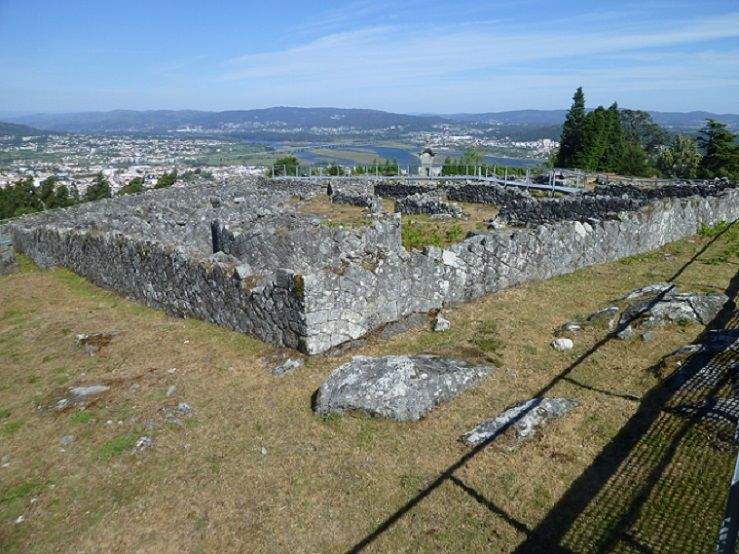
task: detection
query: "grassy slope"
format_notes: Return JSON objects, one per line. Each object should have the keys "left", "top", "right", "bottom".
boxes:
{"left": 1, "top": 228, "right": 737, "bottom": 553}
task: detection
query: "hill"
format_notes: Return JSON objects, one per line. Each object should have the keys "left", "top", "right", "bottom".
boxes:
{"left": 9, "top": 107, "right": 447, "bottom": 134}
{"left": 0, "top": 121, "right": 48, "bottom": 136}
{"left": 444, "top": 109, "right": 739, "bottom": 131}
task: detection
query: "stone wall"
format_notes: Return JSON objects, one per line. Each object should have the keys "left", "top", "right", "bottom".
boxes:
{"left": 10, "top": 223, "right": 308, "bottom": 350}
{"left": 445, "top": 183, "right": 532, "bottom": 205}
{"left": 394, "top": 192, "right": 468, "bottom": 218}
{"left": 591, "top": 179, "right": 735, "bottom": 200}
{"left": 8, "top": 179, "right": 739, "bottom": 355}
{"left": 496, "top": 181, "right": 736, "bottom": 226}
{"left": 498, "top": 195, "right": 644, "bottom": 226}
{"left": 297, "top": 189, "right": 739, "bottom": 353}
{"left": 329, "top": 181, "right": 381, "bottom": 212}
{"left": 374, "top": 182, "right": 438, "bottom": 198}
{"left": 0, "top": 224, "right": 17, "bottom": 275}
{"left": 214, "top": 214, "right": 402, "bottom": 274}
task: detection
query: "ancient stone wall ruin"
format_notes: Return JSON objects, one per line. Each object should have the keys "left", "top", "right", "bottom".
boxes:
{"left": 7, "top": 177, "right": 739, "bottom": 354}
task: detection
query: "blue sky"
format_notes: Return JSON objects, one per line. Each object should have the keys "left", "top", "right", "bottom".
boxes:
{"left": 1, "top": 0, "right": 738, "bottom": 114}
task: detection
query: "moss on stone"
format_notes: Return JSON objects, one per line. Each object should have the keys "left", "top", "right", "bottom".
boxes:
{"left": 293, "top": 274, "right": 305, "bottom": 300}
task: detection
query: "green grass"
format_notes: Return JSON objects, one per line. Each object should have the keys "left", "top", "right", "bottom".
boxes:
{"left": 399, "top": 473, "right": 425, "bottom": 491}
{"left": 98, "top": 434, "right": 139, "bottom": 460}
{"left": 698, "top": 221, "right": 733, "bottom": 238}
{"left": 401, "top": 220, "right": 464, "bottom": 250}
{"left": 69, "top": 411, "right": 94, "bottom": 425}
{"left": 2, "top": 420, "right": 23, "bottom": 435}
{"left": 1, "top": 479, "right": 46, "bottom": 518}
{"left": 698, "top": 221, "right": 739, "bottom": 265}
{"left": 471, "top": 319, "right": 505, "bottom": 365}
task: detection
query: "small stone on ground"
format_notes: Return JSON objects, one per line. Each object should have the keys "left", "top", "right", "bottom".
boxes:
{"left": 432, "top": 313, "right": 451, "bottom": 332}
{"left": 552, "top": 338, "right": 574, "bottom": 351}
{"left": 272, "top": 358, "right": 303, "bottom": 377}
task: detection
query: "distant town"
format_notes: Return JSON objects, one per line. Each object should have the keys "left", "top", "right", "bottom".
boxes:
{"left": 0, "top": 126, "right": 556, "bottom": 195}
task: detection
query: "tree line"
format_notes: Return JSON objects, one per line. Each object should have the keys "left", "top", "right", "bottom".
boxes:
{"left": 0, "top": 169, "right": 179, "bottom": 220}
{"left": 556, "top": 87, "right": 739, "bottom": 179}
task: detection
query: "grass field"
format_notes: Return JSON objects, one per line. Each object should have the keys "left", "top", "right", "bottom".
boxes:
{"left": 1, "top": 225, "right": 738, "bottom": 553}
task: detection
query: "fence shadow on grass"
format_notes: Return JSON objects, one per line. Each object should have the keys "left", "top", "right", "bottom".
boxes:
{"left": 346, "top": 221, "right": 739, "bottom": 553}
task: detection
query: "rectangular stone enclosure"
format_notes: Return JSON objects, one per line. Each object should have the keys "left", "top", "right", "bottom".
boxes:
{"left": 8, "top": 177, "right": 739, "bottom": 354}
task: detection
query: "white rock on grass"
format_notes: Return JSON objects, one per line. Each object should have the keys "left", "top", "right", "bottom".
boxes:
{"left": 462, "top": 397, "right": 578, "bottom": 445}
{"left": 272, "top": 358, "right": 303, "bottom": 377}
{"left": 551, "top": 338, "right": 574, "bottom": 352}
{"left": 432, "top": 313, "right": 451, "bottom": 332}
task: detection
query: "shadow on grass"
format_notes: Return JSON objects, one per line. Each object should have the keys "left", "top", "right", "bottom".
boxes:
{"left": 346, "top": 221, "right": 739, "bottom": 553}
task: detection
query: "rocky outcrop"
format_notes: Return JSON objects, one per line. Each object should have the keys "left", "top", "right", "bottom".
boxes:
{"left": 313, "top": 355, "right": 494, "bottom": 421}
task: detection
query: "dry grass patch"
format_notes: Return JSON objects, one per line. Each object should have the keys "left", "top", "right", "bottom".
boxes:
{"left": 296, "top": 194, "right": 371, "bottom": 228}
{"left": 0, "top": 226, "right": 737, "bottom": 552}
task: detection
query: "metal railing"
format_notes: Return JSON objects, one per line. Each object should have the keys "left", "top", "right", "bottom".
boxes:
{"left": 269, "top": 164, "right": 585, "bottom": 194}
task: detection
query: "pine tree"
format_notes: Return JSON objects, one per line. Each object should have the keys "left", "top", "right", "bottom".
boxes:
{"left": 118, "top": 176, "right": 145, "bottom": 196}
{"left": 697, "top": 119, "right": 739, "bottom": 179}
{"left": 601, "top": 102, "right": 626, "bottom": 172}
{"left": 84, "top": 173, "right": 112, "bottom": 202}
{"left": 556, "top": 87, "right": 586, "bottom": 168}
{"left": 574, "top": 106, "right": 608, "bottom": 171}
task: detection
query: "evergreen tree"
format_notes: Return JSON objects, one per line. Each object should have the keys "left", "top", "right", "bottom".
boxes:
{"left": 154, "top": 170, "right": 178, "bottom": 189}
{"left": 601, "top": 102, "right": 626, "bottom": 172}
{"left": 0, "top": 177, "right": 43, "bottom": 219}
{"left": 273, "top": 155, "right": 300, "bottom": 176}
{"left": 655, "top": 134, "right": 701, "bottom": 178}
{"left": 38, "top": 176, "right": 57, "bottom": 208}
{"left": 618, "top": 141, "right": 650, "bottom": 177}
{"left": 573, "top": 106, "right": 608, "bottom": 171}
{"left": 697, "top": 119, "right": 739, "bottom": 179}
{"left": 118, "top": 176, "right": 145, "bottom": 196}
{"left": 54, "top": 184, "right": 74, "bottom": 208}
{"left": 84, "top": 172, "right": 112, "bottom": 202}
{"left": 556, "top": 87, "right": 586, "bottom": 168}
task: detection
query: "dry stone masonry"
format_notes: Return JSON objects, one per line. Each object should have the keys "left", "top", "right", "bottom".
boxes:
{"left": 6, "top": 176, "right": 739, "bottom": 354}
{"left": 394, "top": 192, "right": 468, "bottom": 219}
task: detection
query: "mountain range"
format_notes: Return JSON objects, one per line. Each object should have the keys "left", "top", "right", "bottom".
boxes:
{"left": 4, "top": 107, "right": 739, "bottom": 135}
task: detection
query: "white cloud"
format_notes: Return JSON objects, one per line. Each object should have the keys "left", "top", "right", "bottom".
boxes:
{"left": 220, "top": 11, "right": 739, "bottom": 85}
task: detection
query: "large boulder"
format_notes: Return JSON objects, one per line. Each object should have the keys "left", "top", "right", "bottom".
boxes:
{"left": 619, "top": 289, "right": 728, "bottom": 328}
{"left": 461, "top": 397, "right": 578, "bottom": 445}
{"left": 314, "top": 355, "right": 494, "bottom": 421}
